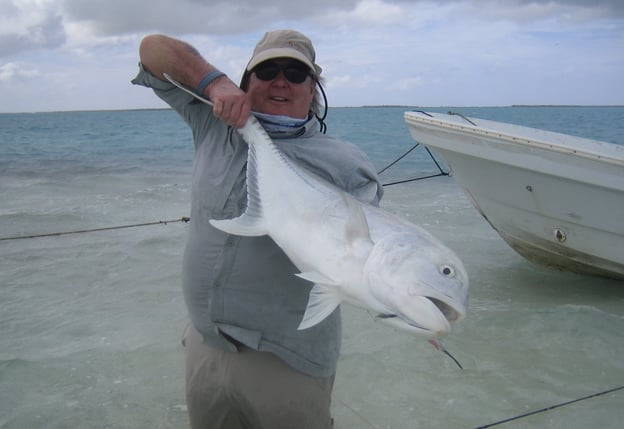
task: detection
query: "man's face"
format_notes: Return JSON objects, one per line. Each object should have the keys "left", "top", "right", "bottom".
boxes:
{"left": 246, "top": 58, "right": 315, "bottom": 119}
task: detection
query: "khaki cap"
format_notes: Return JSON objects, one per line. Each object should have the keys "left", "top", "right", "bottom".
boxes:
{"left": 246, "top": 29, "right": 322, "bottom": 76}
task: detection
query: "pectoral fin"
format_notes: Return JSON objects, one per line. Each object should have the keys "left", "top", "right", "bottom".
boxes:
{"left": 295, "top": 271, "right": 339, "bottom": 285}
{"left": 209, "top": 216, "right": 267, "bottom": 236}
{"left": 343, "top": 192, "right": 371, "bottom": 243}
{"left": 298, "top": 284, "right": 342, "bottom": 330}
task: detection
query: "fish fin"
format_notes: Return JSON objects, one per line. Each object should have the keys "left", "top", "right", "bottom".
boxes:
{"left": 209, "top": 119, "right": 268, "bottom": 237}
{"left": 209, "top": 215, "right": 267, "bottom": 236}
{"left": 342, "top": 192, "right": 372, "bottom": 244}
{"left": 295, "top": 271, "right": 339, "bottom": 286}
{"left": 298, "top": 284, "right": 342, "bottom": 330}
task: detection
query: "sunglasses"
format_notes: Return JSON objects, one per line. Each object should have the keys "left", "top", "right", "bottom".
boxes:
{"left": 253, "top": 61, "right": 311, "bottom": 84}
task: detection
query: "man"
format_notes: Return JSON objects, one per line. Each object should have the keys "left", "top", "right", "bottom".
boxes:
{"left": 133, "top": 29, "right": 383, "bottom": 428}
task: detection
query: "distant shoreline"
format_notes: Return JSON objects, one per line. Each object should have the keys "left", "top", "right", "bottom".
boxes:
{"left": 360, "top": 104, "right": 624, "bottom": 109}
{"left": 2, "top": 105, "right": 623, "bottom": 115}
{"left": 511, "top": 104, "right": 624, "bottom": 108}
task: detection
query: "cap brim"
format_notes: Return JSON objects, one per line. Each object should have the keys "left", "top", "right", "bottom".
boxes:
{"left": 246, "top": 48, "right": 322, "bottom": 75}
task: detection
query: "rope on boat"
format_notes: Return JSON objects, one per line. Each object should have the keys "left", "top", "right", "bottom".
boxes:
{"left": 0, "top": 217, "right": 190, "bottom": 242}
{"left": 381, "top": 172, "right": 448, "bottom": 187}
{"left": 377, "top": 142, "right": 421, "bottom": 174}
{"left": 474, "top": 385, "right": 624, "bottom": 428}
{"left": 377, "top": 141, "right": 449, "bottom": 187}
{"left": 447, "top": 110, "right": 477, "bottom": 126}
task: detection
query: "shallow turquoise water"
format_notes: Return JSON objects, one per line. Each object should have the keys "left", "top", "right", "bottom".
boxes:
{"left": 1, "top": 107, "right": 622, "bottom": 428}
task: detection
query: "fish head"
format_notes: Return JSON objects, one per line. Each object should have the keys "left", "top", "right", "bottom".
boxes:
{"left": 363, "top": 231, "right": 469, "bottom": 339}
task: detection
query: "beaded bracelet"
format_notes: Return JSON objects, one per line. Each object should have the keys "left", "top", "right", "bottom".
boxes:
{"left": 196, "top": 69, "right": 226, "bottom": 96}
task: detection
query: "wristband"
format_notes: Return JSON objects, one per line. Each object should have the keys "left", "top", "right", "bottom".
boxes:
{"left": 196, "top": 70, "right": 226, "bottom": 96}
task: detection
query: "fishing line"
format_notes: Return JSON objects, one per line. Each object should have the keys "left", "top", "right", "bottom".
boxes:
{"left": 0, "top": 217, "right": 190, "bottom": 241}
{"left": 336, "top": 398, "right": 378, "bottom": 429}
{"left": 474, "top": 385, "right": 624, "bottom": 429}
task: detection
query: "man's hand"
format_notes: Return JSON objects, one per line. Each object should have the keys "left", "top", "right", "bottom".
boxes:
{"left": 207, "top": 77, "right": 252, "bottom": 129}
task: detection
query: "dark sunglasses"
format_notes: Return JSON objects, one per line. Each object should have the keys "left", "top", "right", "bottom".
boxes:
{"left": 253, "top": 61, "right": 311, "bottom": 84}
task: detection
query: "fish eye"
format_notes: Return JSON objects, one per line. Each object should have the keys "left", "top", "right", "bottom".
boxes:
{"left": 440, "top": 265, "right": 455, "bottom": 277}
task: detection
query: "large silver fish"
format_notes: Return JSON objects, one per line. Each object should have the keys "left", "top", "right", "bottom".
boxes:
{"left": 210, "top": 117, "right": 469, "bottom": 340}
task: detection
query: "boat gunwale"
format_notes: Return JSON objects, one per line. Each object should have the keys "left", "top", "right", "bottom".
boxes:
{"left": 404, "top": 111, "right": 624, "bottom": 168}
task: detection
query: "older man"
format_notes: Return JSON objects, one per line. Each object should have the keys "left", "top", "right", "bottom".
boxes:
{"left": 133, "top": 29, "right": 383, "bottom": 429}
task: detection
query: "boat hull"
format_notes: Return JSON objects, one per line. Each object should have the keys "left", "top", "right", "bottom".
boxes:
{"left": 404, "top": 111, "right": 624, "bottom": 280}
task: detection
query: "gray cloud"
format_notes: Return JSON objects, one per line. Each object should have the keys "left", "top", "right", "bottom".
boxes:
{"left": 516, "top": 0, "right": 624, "bottom": 15}
{"left": 56, "top": 0, "right": 624, "bottom": 42}
{"left": 477, "top": 0, "right": 624, "bottom": 22}
{"left": 388, "top": 0, "right": 624, "bottom": 19}
{"left": 0, "top": 0, "right": 621, "bottom": 111}
{"left": 60, "top": 0, "right": 362, "bottom": 36}
{"left": 2, "top": 0, "right": 621, "bottom": 59}
{"left": 65, "top": 0, "right": 623, "bottom": 35}
{"left": 1, "top": 0, "right": 621, "bottom": 61}
{"left": 0, "top": 1, "right": 66, "bottom": 57}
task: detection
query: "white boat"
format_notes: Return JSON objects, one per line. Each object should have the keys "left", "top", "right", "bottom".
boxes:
{"left": 404, "top": 110, "right": 624, "bottom": 280}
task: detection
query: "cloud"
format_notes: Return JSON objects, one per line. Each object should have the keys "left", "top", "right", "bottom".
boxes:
{"left": 60, "top": 0, "right": 362, "bottom": 36}
{"left": 1, "top": 0, "right": 622, "bottom": 59}
{"left": 0, "top": 0, "right": 622, "bottom": 111}
{"left": 388, "top": 0, "right": 624, "bottom": 20}
{"left": 62, "top": 0, "right": 624, "bottom": 35}
{"left": 391, "top": 77, "right": 424, "bottom": 91}
{"left": 343, "top": 0, "right": 405, "bottom": 25}
{"left": 0, "top": 0, "right": 66, "bottom": 57}
{"left": 0, "top": 61, "right": 40, "bottom": 82}
{"left": 471, "top": 0, "right": 623, "bottom": 24}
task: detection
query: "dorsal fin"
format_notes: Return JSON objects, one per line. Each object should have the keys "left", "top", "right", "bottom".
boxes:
{"left": 209, "top": 119, "right": 268, "bottom": 236}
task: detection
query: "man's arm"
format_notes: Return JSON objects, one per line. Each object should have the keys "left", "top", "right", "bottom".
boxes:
{"left": 138, "top": 34, "right": 251, "bottom": 127}
{"left": 139, "top": 35, "right": 209, "bottom": 87}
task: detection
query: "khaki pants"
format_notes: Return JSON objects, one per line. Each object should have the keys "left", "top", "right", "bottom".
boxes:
{"left": 183, "top": 325, "right": 335, "bottom": 429}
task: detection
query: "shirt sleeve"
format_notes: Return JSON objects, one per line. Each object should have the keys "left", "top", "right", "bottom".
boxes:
{"left": 278, "top": 135, "right": 384, "bottom": 207}
{"left": 352, "top": 175, "right": 383, "bottom": 205}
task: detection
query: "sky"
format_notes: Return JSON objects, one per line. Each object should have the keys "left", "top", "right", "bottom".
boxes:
{"left": 0, "top": 0, "right": 623, "bottom": 113}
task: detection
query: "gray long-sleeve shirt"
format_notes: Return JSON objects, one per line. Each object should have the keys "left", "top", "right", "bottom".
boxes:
{"left": 132, "top": 65, "right": 383, "bottom": 377}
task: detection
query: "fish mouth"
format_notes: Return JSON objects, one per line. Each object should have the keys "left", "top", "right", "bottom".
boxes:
{"left": 428, "top": 297, "right": 463, "bottom": 323}
{"left": 376, "top": 296, "right": 464, "bottom": 337}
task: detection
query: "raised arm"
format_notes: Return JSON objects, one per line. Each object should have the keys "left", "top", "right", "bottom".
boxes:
{"left": 138, "top": 34, "right": 208, "bottom": 84}
{"left": 138, "top": 34, "right": 251, "bottom": 127}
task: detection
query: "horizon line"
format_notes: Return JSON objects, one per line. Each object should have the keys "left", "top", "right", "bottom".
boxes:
{"left": 2, "top": 104, "right": 624, "bottom": 115}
